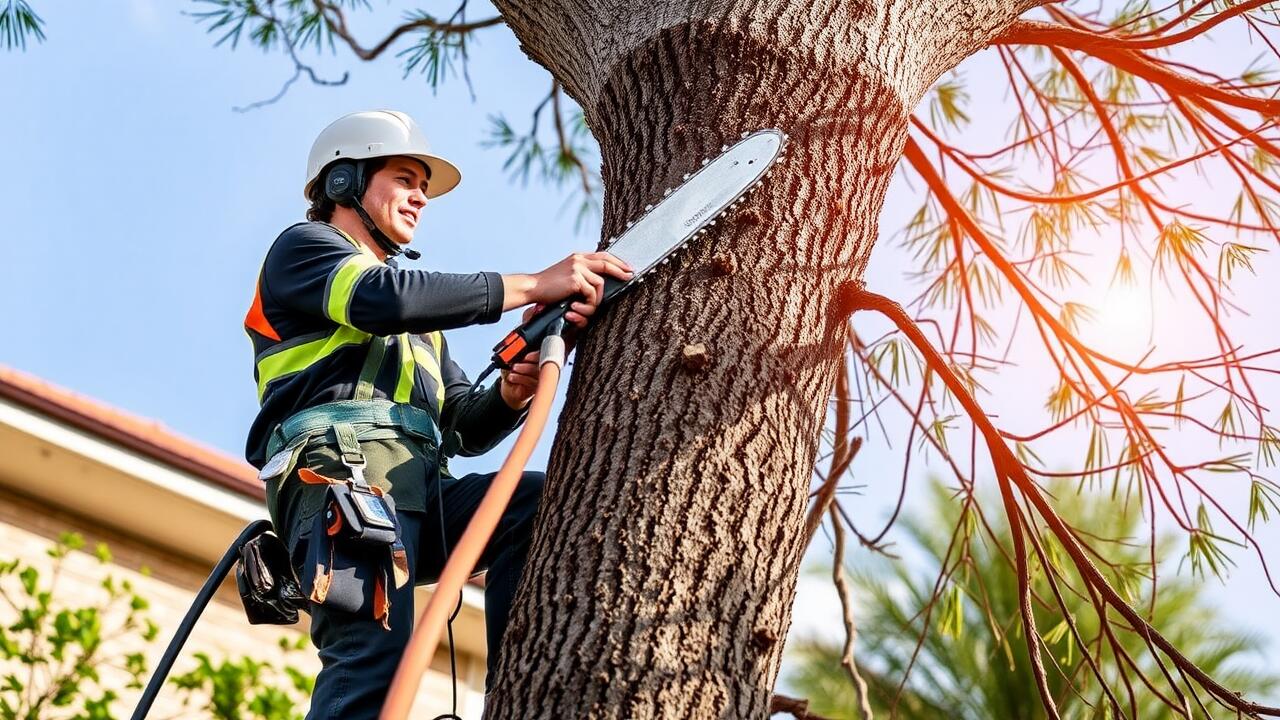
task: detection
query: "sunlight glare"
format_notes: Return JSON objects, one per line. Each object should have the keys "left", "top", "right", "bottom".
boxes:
{"left": 1090, "top": 282, "right": 1154, "bottom": 357}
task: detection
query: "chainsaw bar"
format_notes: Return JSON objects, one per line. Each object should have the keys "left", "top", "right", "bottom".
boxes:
{"left": 491, "top": 129, "right": 788, "bottom": 368}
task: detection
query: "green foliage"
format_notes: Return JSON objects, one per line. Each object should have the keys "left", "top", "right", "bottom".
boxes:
{"left": 786, "top": 482, "right": 1278, "bottom": 719}
{"left": 484, "top": 102, "right": 601, "bottom": 230}
{"left": 0, "top": 0, "right": 43, "bottom": 51}
{"left": 193, "top": 0, "right": 482, "bottom": 92}
{"left": 0, "top": 533, "right": 314, "bottom": 720}
{"left": 397, "top": 9, "right": 470, "bottom": 89}
{"left": 0, "top": 532, "right": 153, "bottom": 720}
{"left": 928, "top": 76, "right": 971, "bottom": 135}
{"left": 865, "top": 337, "right": 921, "bottom": 388}
{"left": 169, "top": 644, "right": 313, "bottom": 720}
{"left": 1186, "top": 503, "right": 1242, "bottom": 581}
{"left": 191, "top": 0, "right": 346, "bottom": 53}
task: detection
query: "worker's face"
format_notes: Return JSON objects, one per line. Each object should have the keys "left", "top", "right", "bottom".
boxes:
{"left": 365, "top": 157, "right": 431, "bottom": 246}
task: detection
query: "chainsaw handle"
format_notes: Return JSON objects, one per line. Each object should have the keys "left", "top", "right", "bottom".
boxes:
{"left": 492, "top": 275, "right": 629, "bottom": 369}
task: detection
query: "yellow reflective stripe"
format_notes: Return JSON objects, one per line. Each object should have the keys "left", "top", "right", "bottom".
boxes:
{"left": 325, "top": 253, "right": 380, "bottom": 326}
{"left": 411, "top": 334, "right": 446, "bottom": 412}
{"left": 256, "top": 326, "right": 370, "bottom": 400}
{"left": 393, "top": 333, "right": 416, "bottom": 403}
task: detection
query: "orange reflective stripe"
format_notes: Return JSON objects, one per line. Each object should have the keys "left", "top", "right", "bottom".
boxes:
{"left": 244, "top": 282, "right": 281, "bottom": 342}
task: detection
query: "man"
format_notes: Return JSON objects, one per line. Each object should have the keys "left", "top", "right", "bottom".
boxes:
{"left": 244, "top": 109, "right": 631, "bottom": 718}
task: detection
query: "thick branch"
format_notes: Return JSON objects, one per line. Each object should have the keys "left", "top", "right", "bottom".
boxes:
{"left": 1040, "top": 0, "right": 1271, "bottom": 50}
{"left": 995, "top": 20, "right": 1280, "bottom": 116}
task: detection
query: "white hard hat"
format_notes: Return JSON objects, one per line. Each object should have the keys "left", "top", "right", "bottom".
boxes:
{"left": 304, "top": 110, "right": 461, "bottom": 200}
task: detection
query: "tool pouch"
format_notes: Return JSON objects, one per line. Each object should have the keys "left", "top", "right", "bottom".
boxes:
{"left": 236, "top": 531, "right": 304, "bottom": 625}
{"left": 301, "top": 480, "right": 409, "bottom": 629}
{"left": 325, "top": 481, "right": 398, "bottom": 545}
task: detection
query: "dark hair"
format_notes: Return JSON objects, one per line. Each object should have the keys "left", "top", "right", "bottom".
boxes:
{"left": 306, "top": 158, "right": 388, "bottom": 222}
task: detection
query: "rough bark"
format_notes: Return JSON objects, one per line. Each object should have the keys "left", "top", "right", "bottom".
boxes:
{"left": 484, "top": 1, "right": 1046, "bottom": 717}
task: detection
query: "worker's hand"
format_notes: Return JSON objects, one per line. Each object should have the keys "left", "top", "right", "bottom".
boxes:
{"left": 499, "top": 348, "right": 540, "bottom": 409}
{"left": 529, "top": 252, "right": 633, "bottom": 313}
{"left": 520, "top": 300, "right": 591, "bottom": 355}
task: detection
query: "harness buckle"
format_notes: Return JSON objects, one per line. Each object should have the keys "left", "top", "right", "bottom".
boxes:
{"left": 333, "top": 422, "right": 369, "bottom": 487}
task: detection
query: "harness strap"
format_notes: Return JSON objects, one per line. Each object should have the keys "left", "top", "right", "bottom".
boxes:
{"left": 333, "top": 422, "right": 367, "bottom": 475}
{"left": 355, "top": 335, "right": 387, "bottom": 402}
{"left": 265, "top": 400, "right": 439, "bottom": 460}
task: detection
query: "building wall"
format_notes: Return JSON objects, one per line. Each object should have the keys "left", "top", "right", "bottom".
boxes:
{"left": 0, "top": 444, "right": 487, "bottom": 718}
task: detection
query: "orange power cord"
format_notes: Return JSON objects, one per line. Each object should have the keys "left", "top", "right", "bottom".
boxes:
{"left": 379, "top": 336, "right": 565, "bottom": 720}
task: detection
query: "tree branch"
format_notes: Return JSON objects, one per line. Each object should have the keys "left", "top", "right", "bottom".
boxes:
{"left": 1041, "top": 0, "right": 1272, "bottom": 50}
{"left": 770, "top": 693, "right": 837, "bottom": 720}
{"left": 551, "top": 81, "right": 594, "bottom": 199}
{"left": 829, "top": 507, "right": 873, "bottom": 720}
{"left": 849, "top": 288, "right": 1280, "bottom": 719}
{"left": 311, "top": 0, "right": 502, "bottom": 62}
{"left": 804, "top": 338, "right": 860, "bottom": 545}
{"left": 235, "top": 0, "right": 347, "bottom": 113}
{"left": 995, "top": 20, "right": 1280, "bottom": 116}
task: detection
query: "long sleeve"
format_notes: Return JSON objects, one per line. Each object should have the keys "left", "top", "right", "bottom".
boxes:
{"left": 263, "top": 222, "right": 505, "bottom": 335}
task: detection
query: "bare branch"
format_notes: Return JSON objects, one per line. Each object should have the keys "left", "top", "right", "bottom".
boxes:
{"left": 850, "top": 287, "right": 1280, "bottom": 719}
{"left": 804, "top": 341, "right": 861, "bottom": 545}
{"left": 995, "top": 20, "right": 1280, "bottom": 115}
{"left": 235, "top": 0, "right": 347, "bottom": 113}
{"left": 829, "top": 508, "right": 873, "bottom": 720}
{"left": 311, "top": 0, "right": 502, "bottom": 62}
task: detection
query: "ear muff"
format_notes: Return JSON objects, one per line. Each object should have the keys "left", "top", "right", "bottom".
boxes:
{"left": 324, "top": 161, "right": 366, "bottom": 207}
{"left": 318, "top": 158, "right": 420, "bottom": 260}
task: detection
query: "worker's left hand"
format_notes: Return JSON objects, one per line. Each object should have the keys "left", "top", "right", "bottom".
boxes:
{"left": 499, "top": 299, "right": 597, "bottom": 408}
{"left": 499, "top": 349, "right": 540, "bottom": 409}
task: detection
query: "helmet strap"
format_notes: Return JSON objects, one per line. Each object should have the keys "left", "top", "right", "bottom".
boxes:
{"left": 350, "top": 200, "right": 421, "bottom": 261}
{"left": 332, "top": 159, "right": 419, "bottom": 261}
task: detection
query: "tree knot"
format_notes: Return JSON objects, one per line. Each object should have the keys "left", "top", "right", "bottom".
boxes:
{"left": 751, "top": 626, "right": 778, "bottom": 652}
{"left": 709, "top": 251, "right": 738, "bottom": 277}
{"left": 680, "top": 343, "right": 711, "bottom": 373}
{"left": 737, "top": 207, "right": 763, "bottom": 227}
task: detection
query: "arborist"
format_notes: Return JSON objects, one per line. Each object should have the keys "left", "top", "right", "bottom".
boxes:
{"left": 243, "top": 109, "right": 632, "bottom": 719}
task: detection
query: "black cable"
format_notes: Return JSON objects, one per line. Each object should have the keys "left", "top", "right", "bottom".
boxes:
{"left": 131, "top": 520, "right": 274, "bottom": 720}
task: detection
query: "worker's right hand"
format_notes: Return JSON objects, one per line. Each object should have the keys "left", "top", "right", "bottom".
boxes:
{"left": 529, "top": 252, "right": 633, "bottom": 309}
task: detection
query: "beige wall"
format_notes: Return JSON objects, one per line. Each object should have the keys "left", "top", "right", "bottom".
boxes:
{"left": 0, "top": 489, "right": 318, "bottom": 718}
{"left": 0, "top": 396, "right": 488, "bottom": 719}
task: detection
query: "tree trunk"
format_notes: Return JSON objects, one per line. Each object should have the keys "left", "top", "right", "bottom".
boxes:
{"left": 485, "top": 1, "right": 1045, "bottom": 716}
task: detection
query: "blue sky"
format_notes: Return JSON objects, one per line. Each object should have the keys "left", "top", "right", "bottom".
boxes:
{"left": 5, "top": 0, "right": 1280, "bottom": 701}
{"left": 1, "top": 0, "right": 590, "bottom": 471}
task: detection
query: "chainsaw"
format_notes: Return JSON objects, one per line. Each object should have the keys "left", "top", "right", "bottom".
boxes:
{"left": 490, "top": 128, "right": 788, "bottom": 368}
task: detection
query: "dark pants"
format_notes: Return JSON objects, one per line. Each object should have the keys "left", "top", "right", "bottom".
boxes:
{"left": 296, "top": 470, "right": 544, "bottom": 720}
